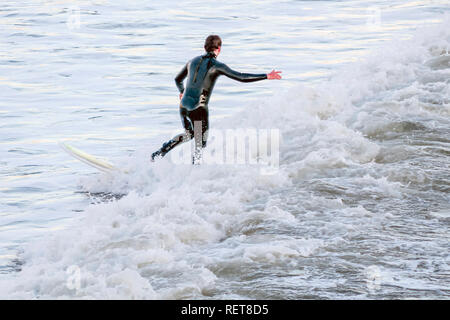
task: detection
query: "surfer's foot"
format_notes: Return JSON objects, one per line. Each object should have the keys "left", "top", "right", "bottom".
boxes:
{"left": 151, "top": 150, "right": 161, "bottom": 162}
{"left": 192, "top": 148, "right": 203, "bottom": 165}
{"left": 151, "top": 147, "right": 169, "bottom": 162}
{"left": 151, "top": 141, "right": 174, "bottom": 162}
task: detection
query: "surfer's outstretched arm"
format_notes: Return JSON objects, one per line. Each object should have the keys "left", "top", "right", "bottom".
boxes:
{"left": 216, "top": 62, "right": 267, "bottom": 82}
{"left": 215, "top": 62, "right": 282, "bottom": 82}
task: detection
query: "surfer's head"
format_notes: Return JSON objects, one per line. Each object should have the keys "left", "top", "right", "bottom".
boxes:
{"left": 204, "top": 35, "right": 222, "bottom": 57}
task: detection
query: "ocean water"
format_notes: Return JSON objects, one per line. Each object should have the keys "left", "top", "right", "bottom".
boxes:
{"left": 0, "top": 0, "right": 449, "bottom": 299}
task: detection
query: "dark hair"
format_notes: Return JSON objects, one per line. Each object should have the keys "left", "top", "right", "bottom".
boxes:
{"left": 204, "top": 35, "right": 222, "bottom": 52}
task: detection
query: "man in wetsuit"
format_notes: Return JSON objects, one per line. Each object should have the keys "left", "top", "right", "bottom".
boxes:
{"left": 151, "top": 35, "right": 282, "bottom": 163}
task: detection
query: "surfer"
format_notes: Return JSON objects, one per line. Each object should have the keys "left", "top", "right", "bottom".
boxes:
{"left": 151, "top": 35, "right": 282, "bottom": 163}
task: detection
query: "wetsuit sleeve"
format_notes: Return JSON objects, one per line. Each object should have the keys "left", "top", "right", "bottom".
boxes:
{"left": 175, "top": 63, "right": 188, "bottom": 93}
{"left": 216, "top": 62, "right": 267, "bottom": 82}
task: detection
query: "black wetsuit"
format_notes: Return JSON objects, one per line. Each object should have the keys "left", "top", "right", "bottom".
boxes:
{"left": 151, "top": 51, "right": 267, "bottom": 162}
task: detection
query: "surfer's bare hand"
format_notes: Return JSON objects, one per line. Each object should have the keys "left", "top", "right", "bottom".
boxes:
{"left": 267, "top": 70, "right": 282, "bottom": 80}
{"left": 179, "top": 93, "right": 183, "bottom": 100}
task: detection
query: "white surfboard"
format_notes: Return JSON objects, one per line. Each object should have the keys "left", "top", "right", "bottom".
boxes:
{"left": 60, "top": 142, "right": 120, "bottom": 173}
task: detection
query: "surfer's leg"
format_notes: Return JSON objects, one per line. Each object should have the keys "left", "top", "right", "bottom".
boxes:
{"left": 151, "top": 131, "right": 191, "bottom": 160}
{"left": 151, "top": 107, "right": 194, "bottom": 161}
{"left": 201, "top": 108, "right": 209, "bottom": 148}
{"left": 189, "top": 107, "right": 209, "bottom": 164}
